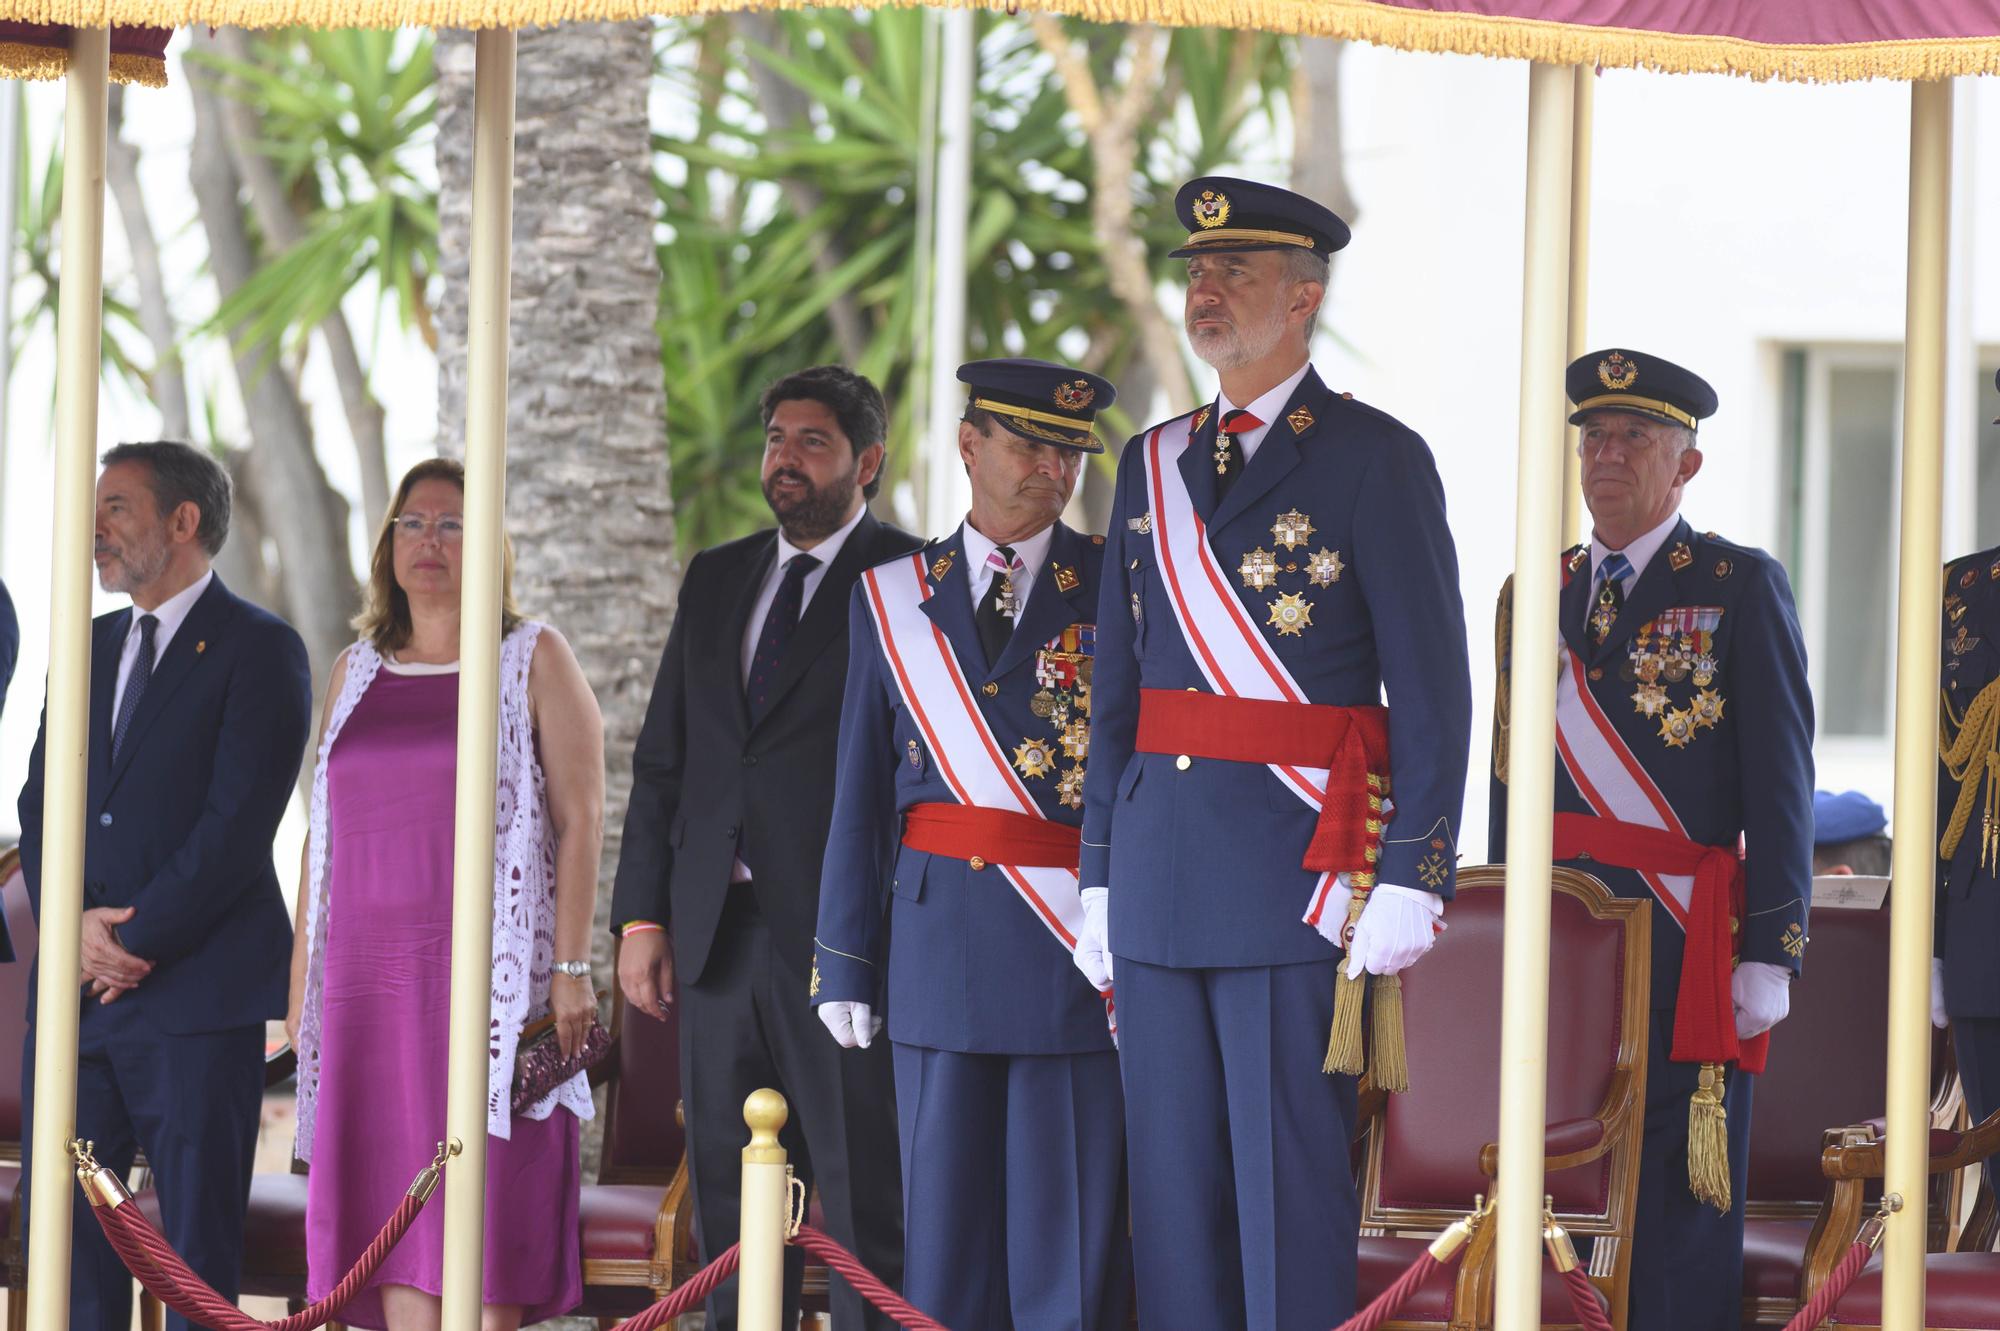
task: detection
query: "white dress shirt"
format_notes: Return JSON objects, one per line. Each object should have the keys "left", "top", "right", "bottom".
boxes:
{"left": 961, "top": 519, "right": 1055, "bottom": 622}
{"left": 112, "top": 569, "right": 213, "bottom": 721}
{"left": 1588, "top": 509, "right": 1683, "bottom": 602}
{"left": 1215, "top": 359, "right": 1314, "bottom": 464}
{"left": 738, "top": 503, "right": 868, "bottom": 687}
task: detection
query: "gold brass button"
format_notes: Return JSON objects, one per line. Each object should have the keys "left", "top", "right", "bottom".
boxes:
{"left": 981, "top": 682, "right": 999, "bottom": 697}
{"left": 1588, "top": 668, "right": 1604, "bottom": 681}
{"left": 969, "top": 856, "right": 986, "bottom": 871}
{"left": 1176, "top": 755, "right": 1192, "bottom": 771}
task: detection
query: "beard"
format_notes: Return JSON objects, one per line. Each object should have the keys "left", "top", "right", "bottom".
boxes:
{"left": 1187, "top": 302, "right": 1288, "bottom": 371}
{"left": 763, "top": 464, "right": 862, "bottom": 543}
{"left": 94, "top": 533, "right": 170, "bottom": 594}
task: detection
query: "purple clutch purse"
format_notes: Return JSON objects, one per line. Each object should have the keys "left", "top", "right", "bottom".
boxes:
{"left": 511, "top": 1008, "right": 611, "bottom": 1115}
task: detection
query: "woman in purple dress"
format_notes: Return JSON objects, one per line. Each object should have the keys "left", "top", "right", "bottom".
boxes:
{"left": 284, "top": 458, "right": 605, "bottom": 1330}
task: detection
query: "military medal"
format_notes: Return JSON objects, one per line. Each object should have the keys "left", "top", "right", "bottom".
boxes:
{"left": 1307, "top": 548, "right": 1345, "bottom": 586}
{"left": 1691, "top": 688, "right": 1725, "bottom": 729}
{"left": 1215, "top": 429, "right": 1233, "bottom": 476}
{"left": 1267, "top": 592, "right": 1312, "bottom": 637}
{"left": 907, "top": 738, "right": 923, "bottom": 769}
{"left": 1240, "top": 547, "right": 1280, "bottom": 591}
{"left": 994, "top": 574, "right": 1018, "bottom": 619}
{"left": 1632, "top": 681, "right": 1668, "bottom": 717}
{"left": 1272, "top": 510, "right": 1315, "bottom": 550}
{"left": 1060, "top": 718, "right": 1090, "bottom": 760}
{"left": 1013, "top": 737, "right": 1056, "bottom": 779}
{"left": 1658, "top": 707, "right": 1696, "bottom": 749}
{"left": 1590, "top": 583, "right": 1619, "bottom": 645}
{"left": 1057, "top": 767, "right": 1086, "bottom": 810}
{"left": 1030, "top": 690, "right": 1057, "bottom": 719}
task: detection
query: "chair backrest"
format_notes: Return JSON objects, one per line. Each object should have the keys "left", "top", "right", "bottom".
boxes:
{"left": 1364, "top": 865, "right": 1650, "bottom": 1235}
{"left": 595, "top": 942, "right": 685, "bottom": 1185}
{"left": 1, "top": 847, "right": 34, "bottom": 1149}
{"left": 1746, "top": 879, "right": 1950, "bottom": 1206}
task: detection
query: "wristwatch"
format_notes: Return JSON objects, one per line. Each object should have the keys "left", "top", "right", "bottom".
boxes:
{"left": 552, "top": 960, "right": 592, "bottom": 979}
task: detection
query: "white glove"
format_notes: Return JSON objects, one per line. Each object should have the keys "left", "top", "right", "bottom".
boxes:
{"left": 1731, "top": 961, "right": 1791, "bottom": 1040}
{"left": 1074, "top": 887, "right": 1113, "bottom": 990}
{"left": 816, "top": 1001, "right": 882, "bottom": 1050}
{"left": 1342, "top": 883, "right": 1444, "bottom": 980}
{"left": 1933, "top": 958, "right": 1950, "bottom": 1030}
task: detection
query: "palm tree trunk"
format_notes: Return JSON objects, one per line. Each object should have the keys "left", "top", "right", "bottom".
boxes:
{"left": 434, "top": 23, "right": 677, "bottom": 1045}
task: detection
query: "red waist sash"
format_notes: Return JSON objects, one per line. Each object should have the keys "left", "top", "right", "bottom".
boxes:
{"left": 1134, "top": 688, "right": 1390, "bottom": 879}
{"left": 1551, "top": 811, "right": 1767, "bottom": 1074}
{"left": 901, "top": 802, "right": 1081, "bottom": 870}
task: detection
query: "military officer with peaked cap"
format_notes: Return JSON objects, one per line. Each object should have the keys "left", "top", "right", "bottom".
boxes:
{"left": 1077, "top": 177, "right": 1472, "bottom": 1329}
{"left": 1935, "top": 368, "right": 2000, "bottom": 1189}
{"left": 1490, "top": 349, "right": 1812, "bottom": 1331}
{"left": 814, "top": 358, "right": 1129, "bottom": 1331}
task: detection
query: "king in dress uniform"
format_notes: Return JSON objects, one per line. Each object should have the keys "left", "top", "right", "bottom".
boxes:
{"left": 813, "top": 359, "right": 1130, "bottom": 1331}
{"left": 1935, "top": 368, "right": 2000, "bottom": 1171}
{"left": 1076, "top": 178, "right": 1472, "bottom": 1331}
{"left": 1490, "top": 350, "right": 1813, "bottom": 1331}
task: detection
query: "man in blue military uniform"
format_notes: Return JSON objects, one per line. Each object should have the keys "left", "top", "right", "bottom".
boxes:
{"left": 1490, "top": 349, "right": 1812, "bottom": 1331}
{"left": 1935, "top": 368, "right": 2000, "bottom": 1164}
{"left": 1076, "top": 177, "right": 1471, "bottom": 1330}
{"left": 814, "top": 358, "right": 1128, "bottom": 1331}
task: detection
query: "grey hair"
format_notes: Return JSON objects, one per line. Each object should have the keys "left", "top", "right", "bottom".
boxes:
{"left": 100, "top": 441, "right": 231, "bottom": 556}
{"left": 1283, "top": 246, "right": 1331, "bottom": 288}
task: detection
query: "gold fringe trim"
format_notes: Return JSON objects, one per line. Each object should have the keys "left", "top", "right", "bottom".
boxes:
{"left": 1687, "top": 1063, "right": 1731, "bottom": 1213}
{"left": 1323, "top": 892, "right": 1369, "bottom": 1076}
{"left": 4, "top": 0, "right": 2000, "bottom": 82}
{"left": 110, "top": 49, "right": 166, "bottom": 87}
{"left": 0, "top": 39, "right": 68, "bottom": 82}
{"left": 1368, "top": 971, "right": 1408, "bottom": 1094}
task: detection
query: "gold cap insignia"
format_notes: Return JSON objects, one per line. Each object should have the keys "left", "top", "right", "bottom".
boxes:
{"left": 1287, "top": 406, "right": 1315, "bottom": 434}
{"left": 1598, "top": 352, "right": 1639, "bottom": 391}
{"left": 931, "top": 551, "right": 954, "bottom": 581}
{"left": 1053, "top": 379, "right": 1095, "bottom": 411}
{"left": 1054, "top": 565, "right": 1080, "bottom": 593}
{"left": 1193, "top": 189, "right": 1230, "bottom": 229}
{"left": 1668, "top": 542, "right": 1693, "bottom": 572}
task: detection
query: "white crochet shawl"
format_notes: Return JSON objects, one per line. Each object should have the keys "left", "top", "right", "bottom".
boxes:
{"left": 294, "top": 622, "right": 592, "bottom": 1158}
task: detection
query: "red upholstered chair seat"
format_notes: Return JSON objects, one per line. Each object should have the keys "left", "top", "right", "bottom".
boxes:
{"left": 1356, "top": 1236, "right": 1584, "bottom": 1324}
{"left": 1827, "top": 1253, "right": 2000, "bottom": 1328}
{"left": 1742, "top": 1218, "right": 1813, "bottom": 1304}
{"left": 580, "top": 1183, "right": 667, "bottom": 1263}
{"left": 133, "top": 1160, "right": 310, "bottom": 1303}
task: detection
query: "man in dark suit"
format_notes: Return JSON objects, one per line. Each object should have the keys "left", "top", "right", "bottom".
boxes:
{"left": 18, "top": 441, "right": 312, "bottom": 1331}
{"left": 613, "top": 365, "right": 917, "bottom": 1330}
{"left": 1490, "top": 351, "right": 1812, "bottom": 1331}
{"left": 1, "top": 574, "right": 17, "bottom": 963}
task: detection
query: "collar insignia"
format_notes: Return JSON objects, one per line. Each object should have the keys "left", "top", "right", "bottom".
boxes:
{"left": 1191, "top": 406, "right": 1212, "bottom": 434}
{"left": 1287, "top": 406, "right": 1315, "bottom": 434}
{"left": 930, "top": 551, "right": 954, "bottom": 581}
{"left": 1054, "top": 564, "right": 1080, "bottom": 593}
{"left": 1668, "top": 542, "right": 1693, "bottom": 572}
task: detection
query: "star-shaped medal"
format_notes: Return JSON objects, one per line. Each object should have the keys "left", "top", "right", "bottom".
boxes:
{"left": 1267, "top": 592, "right": 1313, "bottom": 637}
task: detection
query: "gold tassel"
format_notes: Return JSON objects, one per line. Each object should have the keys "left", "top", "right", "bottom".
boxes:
{"left": 1687, "top": 1063, "right": 1732, "bottom": 1214}
{"left": 1368, "top": 972, "right": 1409, "bottom": 1093}
{"left": 1323, "top": 892, "right": 1369, "bottom": 1075}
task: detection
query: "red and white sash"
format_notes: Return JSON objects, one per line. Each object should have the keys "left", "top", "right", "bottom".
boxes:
{"left": 1552, "top": 646, "right": 1694, "bottom": 929}
{"left": 860, "top": 553, "right": 1106, "bottom": 976}
{"left": 1142, "top": 416, "right": 1348, "bottom": 926}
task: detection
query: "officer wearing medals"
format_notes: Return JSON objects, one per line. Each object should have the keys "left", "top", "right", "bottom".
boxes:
{"left": 1935, "top": 368, "right": 2000, "bottom": 1170}
{"left": 1078, "top": 178, "right": 1471, "bottom": 1330}
{"left": 1490, "top": 350, "right": 1812, "bottom": 1331}
{"left": 812, "top": 359, "right": 1128, "bottom": 1331}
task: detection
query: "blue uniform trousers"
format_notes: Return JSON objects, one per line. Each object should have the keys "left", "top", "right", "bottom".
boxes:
{"left": 1624, "top": 1017, "right": 1756, "bottom": 1331}
{"left": 21, "top": 998, "right": 263, "bottom": 1331}
{"left": 891, "top": 1044, "right": 1130, "bottom": 1331}
{"left": 1951, "top": 1017, "right": 2000, "bottom": 1192}
{"left": 1116, "top": 955, "right": 1358, "bottom": 1331}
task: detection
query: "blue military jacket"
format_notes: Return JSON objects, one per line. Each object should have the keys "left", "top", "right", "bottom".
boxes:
{"left": 1937, "top": 545, "right": 2000, "bottom": 1017}
{"left": 1489, "top": 519, "right": 1814, "bottom": 1008}
{"left": 813, "top": 520, "right": 1115, "bottom": 1055}
{"left": 1080, "top": 368, "right": 1472, "bottom": 969}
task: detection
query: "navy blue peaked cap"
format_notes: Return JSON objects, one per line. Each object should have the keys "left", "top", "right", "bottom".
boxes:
{"left": 1168, "top": 176, "right": 1351, "bottom": 260}
{"left": 1567, "top": 348, "right": 1719, "bottom": 433}
{"left": 959, "top": 358, "right": 1115, "bottom": 454}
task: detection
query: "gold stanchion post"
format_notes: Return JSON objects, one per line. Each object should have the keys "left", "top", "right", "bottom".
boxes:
{"left": 1561, "top": 63, "right": 1593, "bottom": 549}
{"left": 24, "top": 29, "right": 109, "bottom": 1331}
{"left": 737, "top": 1090, "right": 791, "bottom": 1331}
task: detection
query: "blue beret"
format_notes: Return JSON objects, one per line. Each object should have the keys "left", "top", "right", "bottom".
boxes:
{"left": 1813, "top": 789, "right": 1886, "bottom": 846}
{"left": 958, "top": 358, "right": 1116, "bottom": 455}
{"left": 1169, "top": 176, "right": 1350, "bottom": 260}
{"left": 1567, "top": 348, "right": 1719, "bottom": 433}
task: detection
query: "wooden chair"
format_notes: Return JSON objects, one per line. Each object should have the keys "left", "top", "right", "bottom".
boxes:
{"left": 1352, "top": 864, "right": 1652, "bottom": 1330}
{"left": 1739, "top": 878, "right": 1961, "bottom": 1326}
{"left": 2, "top": 848, "right": 32, "bottom": 1331}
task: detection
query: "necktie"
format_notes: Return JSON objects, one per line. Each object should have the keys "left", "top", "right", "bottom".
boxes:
{"left": 1215, "top": 410, "right": 1263, "bottom": 501}
{"left": 111, "top": 613, "right": 159, "bottom": 761}
{"left": 1591, "top": 552, "right": 1633, "bottom": 645}
{"left": 747, "top": 553, "right": 819, "bottom": 719}
{"left": 975, "top": 545, "right": 1021, "bottom": 667}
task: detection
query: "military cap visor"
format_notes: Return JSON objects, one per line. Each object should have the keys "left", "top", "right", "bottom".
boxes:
{"left": 1567, "top": 349, "right": 1719, "bottom": 433}
{"left": 959, "top": 357, "right": 1116, "bottom": 455}
{"left": 1169, "top": 176, "right": 1351, "bottom": 260}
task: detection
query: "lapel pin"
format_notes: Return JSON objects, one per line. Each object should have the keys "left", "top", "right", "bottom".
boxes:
{"left": 1054, "top": 565, "right": 1080, "bottom": 593}
{"left": 195, "top": 640, "right": 206, "bottom": 654}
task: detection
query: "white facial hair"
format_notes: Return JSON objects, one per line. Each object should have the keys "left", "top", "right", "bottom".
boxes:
{"left": 1188, "top": 297, "right": 1288, "bottom": 371}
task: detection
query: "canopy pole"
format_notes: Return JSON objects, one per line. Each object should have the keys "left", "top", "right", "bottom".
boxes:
{"left": 922, "top": 6, "right": 973, "bottom": 537}
{"left": 1561, "top": 64, "right": 1592, "bottom": 548}
{"left": 1493, "top": 59, "right": 1575, "bottom": 1331}
{"left": 439, "top": 27, "right": 516, "bottom": 1331}
{"left": 23, "top": 31, "right": 109, "bottom": 1331}
{"left": 1881, "top": 75, "right": 1951, "bottom": 1331}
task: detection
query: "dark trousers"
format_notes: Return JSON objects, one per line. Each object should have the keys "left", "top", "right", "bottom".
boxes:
{"left": 1116, "top": 955, "right": 1359, "bottom": 1331}
{"left": 1952, "top": 1016, "right": 2000, "bottom": 1193}
{"left": 680, "top": 890, "right": 903, "bottom": 1330}
{"left": 891, "top": 1044, "right": 1130, "bottom": 1331}
{"left": 21, "top": 998, "right": 263, "bottom": 1331}
{"left": 1622, "top": 1017, "right": 1756, "bottom": 1331}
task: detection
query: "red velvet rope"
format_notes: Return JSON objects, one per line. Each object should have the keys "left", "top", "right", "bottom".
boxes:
{"left": 1559, "top": 1264, "right": 1616, "bottom": 1331}
{"left": 792, "top": 1223, "right": 953, "bottom": 1330}
{"left": 1330, "top": 1250, "right": 1449, "bottom": 1331}
{"left": 1781, "top": 1238, "right": 1875, "bottom": 1331}
{"left": 614, "top": 1244, "right": 741, "bottom": 1331}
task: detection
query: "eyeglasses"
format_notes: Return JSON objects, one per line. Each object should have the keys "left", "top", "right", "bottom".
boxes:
{"left": 393, "top": 515, "right": 464, "bottom": 541}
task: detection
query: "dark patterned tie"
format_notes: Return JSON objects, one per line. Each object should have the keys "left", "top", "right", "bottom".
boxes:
{"left": 975, "top": 545, "right": 1020, "bottom": 666}
{"left": 1216, "top": 409, "right": 1263, "bottom": 501}
{"left": 111, "top": 613, "right": 158, "bottom": 761}
{"left": 747, "top": 554, "right": 819, "bottom": 719}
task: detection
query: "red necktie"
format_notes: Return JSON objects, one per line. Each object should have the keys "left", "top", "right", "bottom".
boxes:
{"left": 1215, "top": 410, "right": 1264, "bottom": 499}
